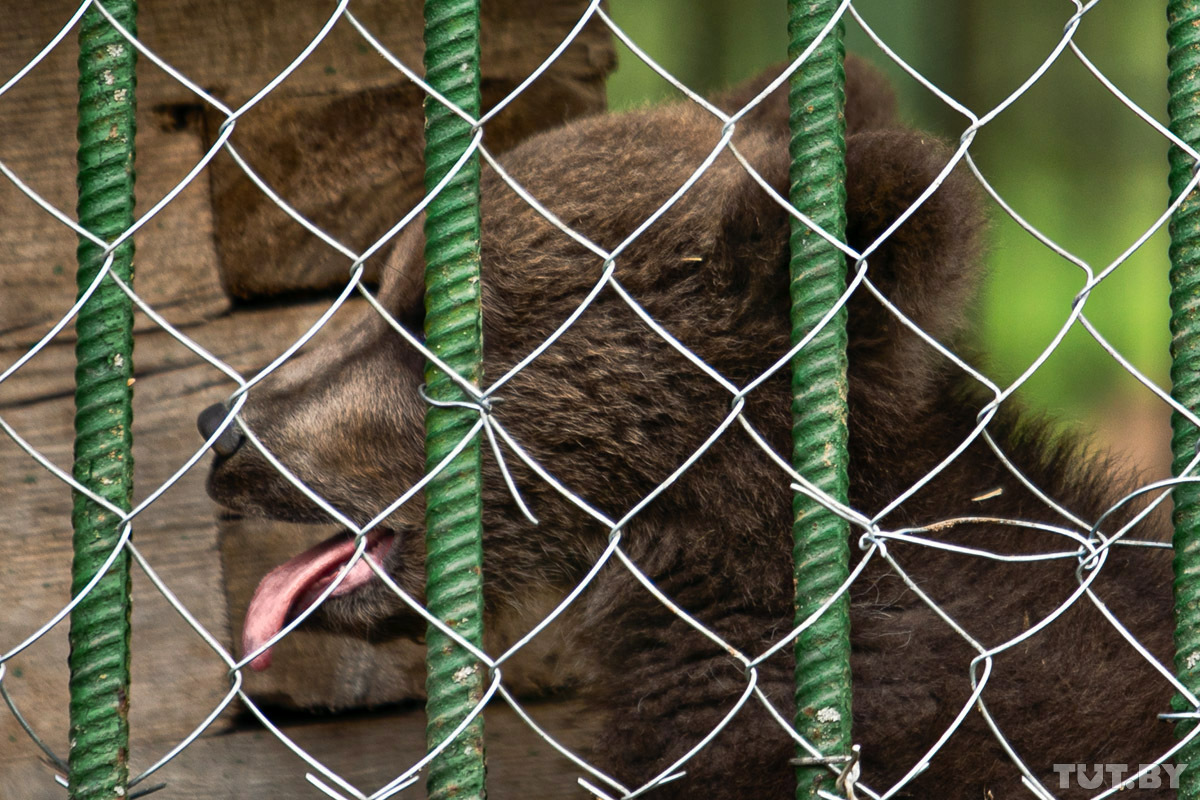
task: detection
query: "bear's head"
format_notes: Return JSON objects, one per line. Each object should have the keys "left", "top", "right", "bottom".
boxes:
{"left": 200, "top": 56, "right": 984, "bottom": 669}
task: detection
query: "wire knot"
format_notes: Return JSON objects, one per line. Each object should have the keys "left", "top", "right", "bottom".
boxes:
{"left": 790, "top": 744, "right": 861, "bottom": 800}
{"left": 418, "top": 383, "right": 491, "bottom": 415}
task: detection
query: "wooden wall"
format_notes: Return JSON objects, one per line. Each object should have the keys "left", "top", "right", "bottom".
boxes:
{"left": 0, "top": 2, "right": 611, "bottom": 796}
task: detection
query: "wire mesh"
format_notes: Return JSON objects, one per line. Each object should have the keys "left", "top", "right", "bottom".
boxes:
{"left": 0, "top": 1, "right": 1193, "bottom": 799}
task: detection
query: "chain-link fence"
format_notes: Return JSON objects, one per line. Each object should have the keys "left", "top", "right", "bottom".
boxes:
{"left": 2, "top": 2, "right": 1197, "bottom": 799}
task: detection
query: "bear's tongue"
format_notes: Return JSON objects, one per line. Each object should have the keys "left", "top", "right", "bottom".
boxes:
{"left": 242, "top": 531, "right": 393, "bottom": 671}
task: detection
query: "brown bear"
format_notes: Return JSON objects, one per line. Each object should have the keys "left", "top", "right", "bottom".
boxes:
{"left": 199, "top": 57, "right": 1180, "bottom": 798}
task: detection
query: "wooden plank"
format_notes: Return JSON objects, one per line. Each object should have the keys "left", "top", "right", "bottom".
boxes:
{"left": 195, "top": 0, "right": 613, "bottom": 299}
{"left": 0, "top": 9, "right": 228, "bottom": 350}
{"left": 134, "top": 0, "right": 613, "bottom": 102}
{"left": 0, "top": 700, "right": 601, "bottom": 799}
{"left": 205, "top": 68, "right": 610, "bottom": 298}
{"left": 0, "top": 1, "right": 613, "bottom": 336}
{"left": 2, "top": 1, "right": 612, "bottom": 105}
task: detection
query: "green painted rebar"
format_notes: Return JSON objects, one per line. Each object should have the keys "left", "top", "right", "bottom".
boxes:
{"left": 68, "top": 3, "right": 137, "bottom": 799}
{"left": 421, "top": 0, "right": 487, "bottom": 798}
{"left": 1169, "top": 3, "right": 1200, "bottom": 797}
{"left": 785, "top": 5, "right": 852, "bottom": 799}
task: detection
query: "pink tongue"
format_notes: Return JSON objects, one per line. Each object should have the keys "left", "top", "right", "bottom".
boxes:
{"left": 243, "top": 532, "right": 388, "bottom": 671}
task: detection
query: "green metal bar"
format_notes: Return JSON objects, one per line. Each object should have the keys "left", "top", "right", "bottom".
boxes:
{"left": 69, "top": 3, "right": 137, "bottom": 799}
{"left": 421, "top": 0, "right": 487, "bottom": 798}
{"left": 1169, "top": 2, "right": 1200, "bottom": 797}
{"left": 786, "top": 5, "right": 852, "bottom": 799}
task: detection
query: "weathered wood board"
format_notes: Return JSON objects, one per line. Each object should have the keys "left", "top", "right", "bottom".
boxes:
{"left": 1, "top": 699, "right": 601, "bottom": 799}
{"left": 1, "top": 0, "right": 613, "bottom": 347}
{"left": 1, "top": 1, "right": 613, "bottom": 795}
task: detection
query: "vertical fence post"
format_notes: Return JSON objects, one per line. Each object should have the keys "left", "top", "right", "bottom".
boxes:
{"left": 785, "top": 3, "right": 853, "bottom": 798}
{"left": 69, "top": 3, "right": 137, "bottom": 799}
{"left": 1168, "top": 3, "right": 1200, "bottom": 797}
{"left": 421, "top": 0, "right": 487, "bottom": 798}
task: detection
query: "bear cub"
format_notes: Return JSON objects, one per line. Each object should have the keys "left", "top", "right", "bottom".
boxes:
{"left": 201, "top": 57, "right": 1178, "bottom": 798}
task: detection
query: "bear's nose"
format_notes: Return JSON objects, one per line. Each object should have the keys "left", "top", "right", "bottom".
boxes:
{"left": 197, "top": 402, "right": 245, "bottom": 458}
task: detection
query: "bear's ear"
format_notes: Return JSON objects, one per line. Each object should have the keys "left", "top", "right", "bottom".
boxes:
{"left": 712, "top": 106, "right": 983, "bottom": 350}
{"left": 379, "top": 220, "right": 427, "bottom": 332}
{"left": 843, "top": 55, "right": 901, "bottom": 134}
{"left": 844, "top": 128, "right": 985, "bottom": 348}
{"left": 713, "top": 54, "right": 899, "bottom": 140}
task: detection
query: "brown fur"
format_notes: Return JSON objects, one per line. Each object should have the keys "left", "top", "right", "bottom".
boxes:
{"left": 201, "top": 57, "right": 1177, "bottom": 797}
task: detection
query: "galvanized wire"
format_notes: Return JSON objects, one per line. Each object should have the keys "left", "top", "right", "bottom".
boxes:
{"left": 0, "top": 2, "right": 1194, "bottom": 799}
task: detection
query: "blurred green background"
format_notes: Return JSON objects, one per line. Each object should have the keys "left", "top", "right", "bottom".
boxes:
{"left": 605, "top": 0, "right": 1171, "bottom": 465}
